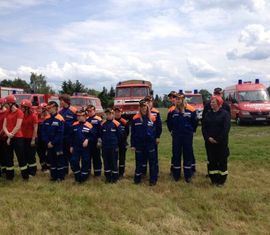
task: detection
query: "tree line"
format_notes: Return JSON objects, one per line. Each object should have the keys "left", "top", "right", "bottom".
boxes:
{"left": 2, "top": 73, "right": 269, "bottom": 108}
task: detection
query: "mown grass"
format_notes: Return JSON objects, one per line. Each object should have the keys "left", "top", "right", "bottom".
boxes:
{"left": 0, "top": 108, "right": 270, "bottom": 235}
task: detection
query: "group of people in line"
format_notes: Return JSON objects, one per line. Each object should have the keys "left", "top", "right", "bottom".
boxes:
{"left": 0, "top": 87, "right": 231, "bottom": 187}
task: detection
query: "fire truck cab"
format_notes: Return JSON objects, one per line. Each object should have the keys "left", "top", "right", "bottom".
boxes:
{"left": 181, "top": 90, "right": 204, "bottom": 121}
{"left": 224, "top": 79, "right": 270, "bottom": 125}
{"left": 70, "top": 93, "right": 104, "bottom": 116}
{"left": 114, "top": 80, "right": 153, "bottom": 119}
{"left": 14, "top": 93, "right": 48, "bottom": 107}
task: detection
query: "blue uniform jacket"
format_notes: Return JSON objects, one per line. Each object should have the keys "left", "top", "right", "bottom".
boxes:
{"left": 87, "top": 115, "right": 102, "bottom": 140}
{"left": 41, "top": 113, "right": 64, "bottom": 152}
{"left": 59, "top": 106, "right": 77, "bottom": 138}
{"left": 167, "top": 105, "right": 197, "bottom": 136}
{"left": 100, "top": 119, "right": 122, "bottom": 149}
{"left": 115, "top": 117, "right": 129, "bottom": 146}
{"left": 131, "top": 113, "right": 156, "bottom": 150}
{"left": 71, "top": 121, "right": 95, "bottom": 149}
{"left": 151, "top": 107, "right": 162, "bottom": 138}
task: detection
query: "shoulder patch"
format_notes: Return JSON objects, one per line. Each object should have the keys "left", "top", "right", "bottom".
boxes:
{"left": 73, "top": 121, "right": 79, "bottom": 126}
{"left": 84, "top": 121, "right": 93, "bottom": 129}
{"left": 186, "top": 104, "right": 196, "bottom": 112}
{"left": 133, "top": 113, "right": 141, "bottom": 120}
{"left": 168, "top": 106, "right": 176, "bottom": 113}
{"left": 120, "top": 118, "right": 128, "bottom": 125}
{"left": 151, "top": 108, "right": 159, "bottom": 113}
{"left": 69, "top": 106, "right": 77, "bottom": 113}
{"left": 55, "top": 114, "right": 65, "bottom": 121}
{"left": 113, "top": 120, "right": 120, "bottom": 127}
{"left": 94, "top": 115, "right": 102, "bottom": 121}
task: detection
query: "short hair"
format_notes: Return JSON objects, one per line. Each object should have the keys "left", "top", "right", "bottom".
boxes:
{"left": 213, "top": 87, "right": 222, "bottom": 95}
{"left": 86, "top": 104, "right": 95, "bottom": 111}
{"left": 48, "top": 101, "right": 59, "bottom": 108}
{"left": 59, "top": 94, "right": 71, "bottom": 105}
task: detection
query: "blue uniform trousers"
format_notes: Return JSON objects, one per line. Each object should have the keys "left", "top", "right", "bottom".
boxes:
{"left": 48, "top": 148, "right": 65, "bottom": 181}
{"left": 63, "top": 137, "right": 71, "bottom": 175}
{"left": 102, "top": 147, "right": 118, "bottom": 183}
{"left": 70, "top": 147, "right": 90, "bottom": 182}
{"left": 172, "top": 134, "right": 193, "bottom": 181}
{"left": 89, "top": 141, "right": 102, "bottom": 176}
{"left": 134, "top": 147, "right": 157, "bottom": 184}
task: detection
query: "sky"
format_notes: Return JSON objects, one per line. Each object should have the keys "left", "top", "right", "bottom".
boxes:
{"left": 0, "top": 0, "right": 270, "bottom": 95}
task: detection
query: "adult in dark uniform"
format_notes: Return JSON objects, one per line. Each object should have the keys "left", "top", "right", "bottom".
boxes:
{"left": 59, "top": 94, "right": 77, "bottom": 175}
{"left": 202, "top": 87, "right": 230, "bottom": 177}
{"left": 202, "top": 96, "right": 231, "bottom": 187}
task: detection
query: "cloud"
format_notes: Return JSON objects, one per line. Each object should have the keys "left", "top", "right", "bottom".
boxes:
{"left": 227, "top": 24, "right": 270, "bottom": 60}
{"left": 187, "top": 58, "right": 219, "bottom": 78}
{"left": 181, "top": 0, "right": 266, "bottom": 12}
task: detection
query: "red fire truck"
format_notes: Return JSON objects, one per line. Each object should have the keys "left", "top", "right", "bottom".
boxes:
{"left": 70, "top": 93, "right": 104, "bottom": 116}
{"left": 182, "top": 90, "right": 204, "bottom": 121}
{"left": 114, "top": 80, "right": 153, "bottom": 119}
{"left": 224, "top": 79, "right": 270, "bottom": 125}
{"left": 0, "top": 86, "right": 24, "bottom": 98}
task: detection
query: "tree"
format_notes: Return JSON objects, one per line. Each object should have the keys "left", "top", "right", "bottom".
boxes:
{"left": 98, "top": 86, "right": 114, "bottom": 108}
{"left": 154, "top": 94, "right": 163, "bottom": 108}
{"left": 30, "top": 72, "right": 54, "bottom": 94}
{"left": 162, "top": 94, "right": 171, "bottom": 108}
{"left": 199, "top": 89, "right": 212, "bottom": 104}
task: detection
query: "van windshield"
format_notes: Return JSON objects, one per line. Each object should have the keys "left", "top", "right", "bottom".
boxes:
{"left": 238, "top": 90, "right": 270, "bottom": 102}
{"left": 185, "top": 95, "right": 203, "bottom": 104}
{"left": 15, "top": 95, "right": 31, "bottom": 104}
{"left": 116, "top": 87, "right": 148, "bottom": 97}
{"left": 71, "top": 98, "right": 96, "bottom": 106}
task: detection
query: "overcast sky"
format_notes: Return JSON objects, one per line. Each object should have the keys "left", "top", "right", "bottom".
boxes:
{"left": 0, "top": 0, "right": 270, "bottom": 95}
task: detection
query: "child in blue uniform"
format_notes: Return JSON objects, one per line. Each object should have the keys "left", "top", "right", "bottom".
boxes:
{"left": 70, "top": 109, "right": 94, "bottom": 183}
{"left": 100, "top": 108, "right": 122, "bottom": 183}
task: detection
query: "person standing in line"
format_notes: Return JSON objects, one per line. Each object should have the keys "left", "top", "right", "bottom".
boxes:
{"left": 20, "top": 99, "right": 38, "bottom": 176}
{"left": 131, "top": 100, "right": 158, "bottom": 186}
{"left": 202, "top": 96, "right": 231, "bottom": 187}
{"left": 143, "top": 96, "right": 162, "bottom": 177}
{"left": 99, "top": 108, "right": 122, "bottom": 183}
{"left": 0, "top": 98, "right": 8, "bottom": 177}
{"left": 59, "top": 94, "right": 77, "bottom": 175}
{"left": 167, "top": 93, "right": 197, "bottom": 183}
{"left": 113, "top": 107, "right": 129, "bottom": 178}
{"left": 42, "top": 101, "right": 65, "bottom": 182}
{"left": 3, "top": 95, "right": 29, "bottom": 180}
{"left": 167, "top": 91, "right": 177, "bottom": 175}
{"left": 86, "top": 105, "right": 103, "bottom": 177}
{"left": 70, "top": 109, "right": 94, "bottom": 183}
{"left": 37, "top": 103, "right": 50, "bottom": 172}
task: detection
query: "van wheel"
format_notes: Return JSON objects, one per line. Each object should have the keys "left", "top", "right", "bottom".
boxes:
{"left": 236, "top": 117, "right": 242, "bottom": 125}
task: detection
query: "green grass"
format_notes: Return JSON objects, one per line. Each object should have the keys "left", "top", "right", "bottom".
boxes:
{"left": 0, "top": 108, "right": 270, "bottom": 234}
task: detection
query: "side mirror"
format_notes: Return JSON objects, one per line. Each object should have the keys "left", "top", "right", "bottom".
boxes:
{"left": 150, "top": 90, "right": 153, "bottom": 95}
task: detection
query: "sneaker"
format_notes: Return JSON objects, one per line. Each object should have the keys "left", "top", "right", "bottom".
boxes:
{"left": 149, "top": 181, "right": 157, "bottom": 186}
{"left": 185, "top": 178, "right": 192, "bottom": 183}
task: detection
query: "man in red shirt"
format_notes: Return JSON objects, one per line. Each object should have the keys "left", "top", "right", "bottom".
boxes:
{"left": 3, "top": 95, "right": 29, "bottom": 180}
{"left": 0, "top": 98, "right": 8, "bottom": 177}
{"left": 21, "top": 99, "right": 38, "bottom": 176}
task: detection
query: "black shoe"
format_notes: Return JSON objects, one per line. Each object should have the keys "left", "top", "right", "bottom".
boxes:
{"left": 134, "top": 180, "right": 141, "bottom": 185}
{"left": 185, "top": 178, "right": 192, "bottom": 183}
{"left": 149, "top": 181, "right": 157, "bottom": 186}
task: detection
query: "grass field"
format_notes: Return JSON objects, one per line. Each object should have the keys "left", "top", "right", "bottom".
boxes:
{"left": 1, "top": 108, "right": 270, "bottom": 235}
